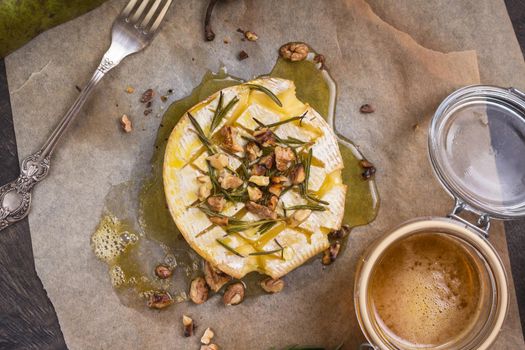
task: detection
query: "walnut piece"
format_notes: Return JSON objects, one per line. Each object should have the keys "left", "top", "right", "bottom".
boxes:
{"left": 120, "top": 114, "right": 132, "bottom": 133}
{"left": 154, "top": 264, "right": 172, "bottom": 279}
{"left": 328, "top": 225, "right": 351, "bottom": 240}
{"left": 268, "top": 184, "right": 283, "bottom": 197}
{"left": 288, "top": 209, "right": 311, "bottom": 227}
{"left": 209, "top": 216, "right": 228, "bottom": 226}
{"left": 220, "top": 126, "right": 243, "bottom": 152}
{"left": 254, "top": 128, "right": 276, "bottom": 147}
{"left": 249, "top": 175, "right": 270, "bottom": 187}
{"left": 250, "top": 164, "right": 266, "bottom": 176}
{"left": 260, "top": 278, "right": 285, "bottom": 293}
{"left": 244, "top": 30, "right": 258, "bottom": 41}
{"left": 290, "top": 164, "right": 306, "bottom": 185}
{"left": 182, "top": 314, "right": 194, "bottom": 337}
{"left": 322, "top": 242, "right": 341, "bottom": 265}
{"left": 219, "top": 174, "right": 243, "bottom": 190}
{"left": 267, "top": 195, "right": 278, "bottom": 211}
{"left": 204, "top": 261, "right": 232, "bottom": 292}
{"left": 223, "top": 282, "right": 245, "bottom": 305}
{"left": 147, "top": 291, "right": 173, "bottom": 309}
{"left": 207, "top": 196, "right": 226, "bottom": 212}
{"left": 279, "top": 42, "right": 309, "bottom": 61}
{"left": 201, "top": 345, "right": 219, "bottom": 350}
{"left": 207, "top": 153, "right": 229, "bottom": 170}
{"left": 259, "top": 154, "right": 274, "bottom": 169}
{"left": 201, "top": 327, "right": 215, "bottom": 345}
{"left": 275, "top": 146, "right": 295, "bottom": 171}
{"left": 248, "top": 186, "right": 263, "bottom": 201}
{"left": 189, "top": 276, "right": 209, "bottom": 304}
{"left": 246, "top": 141, "right": 262, "bottom": 161}
{"left": 246, "top": 201, "right": 277, "bottom": 220}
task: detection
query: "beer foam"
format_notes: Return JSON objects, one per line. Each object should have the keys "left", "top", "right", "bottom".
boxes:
{"left": 370, "top": 233, "right": 483, "bottom": 347}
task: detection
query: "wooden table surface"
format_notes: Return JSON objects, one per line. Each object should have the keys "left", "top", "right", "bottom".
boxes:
{"left": 0, "top": 1, "right": 524, "bottom": 349}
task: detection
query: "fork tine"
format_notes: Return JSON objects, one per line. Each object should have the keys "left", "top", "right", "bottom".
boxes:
{"left": 140, "top": 0, "right": 162, "bottom": 28}
{"left": 149, "top": 0, "right": 172, "bottom": 33}
{"left": 129, "top": 0, "right": 151, "bottom": 24}
{"left": 121, "top": 0, "right": 138, "bottom": 18}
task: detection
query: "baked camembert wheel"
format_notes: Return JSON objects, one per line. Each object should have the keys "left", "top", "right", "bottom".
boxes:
{"left": 163, "top": 77, "right": 345, "bottom": 279}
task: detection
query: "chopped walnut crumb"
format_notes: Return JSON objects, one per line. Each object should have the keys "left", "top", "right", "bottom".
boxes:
{"left": 120, "top": 114, "right": 132, "bottom": 133}
{"left": 249, "top": 175, "right": 270, "bottom": 187}
{"left": 244, "top": 31, "right": 258, "bottom": 41}
{"left": 268, "top": 184, "right": 283, "bottom": 197}
{"left": 207, "top": 153, "right": 229, "bottom": 170}
{"left": 219, "top": 174, "right": 243, "bottom": 189}
{"left": 246, "top": 141, "right": 262, "bottom": 161}
{"left": 204, "top": 261, "right": 232, "bottom": 292}
{"left": 147, "top": 291, "right": 173, "bottom": 309}
{"left": 290, "top": 164, "right": 306, "bottom": 184}
{"left": 259, "top": 154, "right": 274, "bottom": 169}
{"left": 288, "top": 209, "right": 311, "bottom": 227}
{"left": 260, "top": 278, "right": 285, "bottom": 293}
{"left": 140, "top": 88, "right": 154, "bottom": 103}
{"left": 207, "top": 196, "right": 226, "bottom": 212}
{"left": 238, "top": 50, "right": 249, "bottom": 60}
{"left": 189, "top": 277, "right": 209, "bottom": 304}
{"left": 248, "top": 186, "right": 263, "bottom": 201}
{"left": 275, "top": 146, "right": 296, "bottom": 171}
{"left": 254, "top": 128, "right": 276, "bottom": 147}
{"left": 251, "top": 164, "right": 266, "bottom": 176}
{"left": 220, "top": 126, "right": 243, "bottom": 152}
{"left": 201, "top": 328, "right": 215, "bottom": 345}
{"left": 279, "top": 42, "right": 309, "bottom": 61}
{"left": 182, "top": 315, "right": 194, "bottom": 337}
{"left": 125, "top": 86, "right": 135, "bottom": 93}
{"left": 209, "top": 216, "right": 228, "bottom": 226}
{"left": 223, "top": 282, "right": 245, "bottom": 305}
{"left": 201, "top": 345, "right": 219, "bottom": 350}
{"left": 246, "top": 201, "right": 277, "bottom": 220}
{"left": 268, "top": 195, "right": 278, "bottom": 211}
{"left": 322, "top": 242, "right": 341, "bottom": 265}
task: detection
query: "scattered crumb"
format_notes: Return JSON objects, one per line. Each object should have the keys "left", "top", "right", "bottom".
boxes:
{"left": 146, "top": 101, "right": 152, "bottom": 108}
{"left": 125, "top": 86, "right": 135, "bottom": 94}
{"left": 161, "top": 95, "right": 168, "bottom": 102}
{"left": 182, "top": 314, "right": 194, "bottom": 337}
{"left": 200, "top": 328, "right": 214, "bottom": 345}
{"left": 75, "top": 85, "right": 82, "bottom": 92}
{"left": 223, "top": 37, "right": 231, "bottom": 44}
{"left": 238, "top": 50, "right": 249, "bottom": 61}
{"left": 140, "top": 88, "right": 154, "bottom": 103}
{"left": 412, "top": 123, "right": 419, "bottom": 131}
{"left": 359, "top": 104, "right": 375, "bottom": 114}
{"left": 120, "top": 114, "right": 132, "bottom": 133}
{"left": 144, "top": 109, "right": 152, "bottom": 116}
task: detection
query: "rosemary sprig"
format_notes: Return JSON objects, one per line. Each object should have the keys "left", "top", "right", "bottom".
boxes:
{"left": 265, "top": 113, "right": 306, "bottom": 128}
{"left": 246, "top": 84, "right": 282, "bottom": 107}
{"left": 249, "top": 247, "right": 283, "bottom": 256}
{"left": 286, "top": 204, "right": 326, "bottom": 211}
{"left": 197, "top": 205, "right": 227, "bottom": 217}
{"left": 300, "top": 148, "right": 313, "bottom": 195}
{"left": 274, "top": 239, "right": 285, "bottom": 259}
{"left": 211, "top": 95, "right": 239, "bottom": 132}
{"left": 257, "top": 221, "right": 276, "bottom": 235}
{"left": 216, "top": 238, "right": 244, "bottom": 257}
{"left": 188, "top": 112, "right": 215, "bottom": 154}
{"left": 225, "top": 219, "right": 282, "bottom": 233}
{"left": 209, "top": 91, "right": 224, "bottom": 132}
{"left": 306, "top": 194, "right": 329, "bottom": 206}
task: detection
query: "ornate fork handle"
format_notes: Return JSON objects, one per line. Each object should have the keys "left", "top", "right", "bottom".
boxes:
{"left": 0, "top": 57, "right": 116, "bottom": 230}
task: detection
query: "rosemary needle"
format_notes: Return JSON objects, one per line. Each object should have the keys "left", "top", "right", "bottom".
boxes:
{"left": 216, "top": 238, "right": 244, "bottom": 257}
{"left": 246, "top": 83, "right": 282, "bottom": 107}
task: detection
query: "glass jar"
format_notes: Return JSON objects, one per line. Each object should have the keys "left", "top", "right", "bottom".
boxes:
{"left": 354, "top": 86, "right": 525, "bottom": 350}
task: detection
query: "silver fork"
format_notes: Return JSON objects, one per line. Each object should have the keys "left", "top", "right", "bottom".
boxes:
{"left": 0, "top": 0, "right": 173, "bottom": 231}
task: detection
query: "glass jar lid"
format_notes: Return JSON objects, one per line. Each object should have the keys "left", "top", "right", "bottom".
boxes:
{"left": 429, "top": 85, "right": 525, "bottom": 219}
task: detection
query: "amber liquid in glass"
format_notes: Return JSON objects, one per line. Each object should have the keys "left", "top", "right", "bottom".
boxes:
{"left": 369, "top": 233, "right": 483, "bottom": 347}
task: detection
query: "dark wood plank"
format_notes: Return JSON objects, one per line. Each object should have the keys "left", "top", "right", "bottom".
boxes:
{"left": 0, "top": 58, "right": 67, "bottom": 350}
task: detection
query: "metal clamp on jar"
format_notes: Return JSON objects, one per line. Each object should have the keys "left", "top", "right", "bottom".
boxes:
{"left": 355, "top": 86, "right": 525, "bottom": 350}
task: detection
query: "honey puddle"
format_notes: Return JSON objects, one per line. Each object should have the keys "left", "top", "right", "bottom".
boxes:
{"left": 370, "top": 233, "right": 486, "bottom": 347}
{"left": 92, "top": 48, "right": 379, "bottom": 308}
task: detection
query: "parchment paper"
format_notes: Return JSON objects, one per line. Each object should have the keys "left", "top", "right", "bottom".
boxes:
{"left": 5, "top": 0, "right": 525, "bottom": 349}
